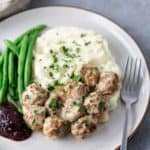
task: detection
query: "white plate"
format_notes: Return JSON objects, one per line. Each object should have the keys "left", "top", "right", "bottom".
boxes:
{"left": 0, "top": 6, "right": 149, "bottom": 150}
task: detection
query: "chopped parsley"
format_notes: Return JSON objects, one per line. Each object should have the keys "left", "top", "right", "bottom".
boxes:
{"left": 43, "top": 66, "right": 47, "bottom": 69}
{"left": 60, "top": 46, "right": 76, "bottom": 58}
{"left": 84, "top": 41, "right": 91, "bottom": 46}
{"left": 63, "top": 64, "right": 69, "bottom": 68}
{"left": 73, "top": 101, "right": 86, "bottom": 113}
{"left": 76, "top": 48, "right": 80, "bottom": 53}
{"left": 53, "top": 80, "right": 64, "bottom": 86}
{"left": 33, "top": 110, "right": 41, "bottom": 115}
{"left": 60, "top": 46, "right": 69, "bottom": 55}
{"left": 49, "top": 72, "right": 53, "bottom": 77}
{"left": 98, "top": 101, "right": 106, "bottom": 112}
{"left": 71, "top": 74, "right": 84, "bottom": 82}
{"left": 52, "top": 53, "right": 58, "bottom": 63}
{"left": 31, "top": 119, "right": 36, "bottom": 126}
{"left": 47, "top": 81, "right": 64, "bottom": 91}
{"left": 47, "top": 84, "right": 55, "bottom": 91}
{"left": 49, "top": 98, "right": 61, "bottom": 109}
{"left": 97, "top": 40, "right": 102, "bottom": 44}
{"left": 72, "top": 40, "right": 80, "bottom": 46}
{"left": 50, "top": 49, "right": 54, "bottom": 54}
{"left": 50, "top": 64, "right": 59, "bottom": 72}
{"left": 80, "top": 33, "right": 86, "bottom": 38}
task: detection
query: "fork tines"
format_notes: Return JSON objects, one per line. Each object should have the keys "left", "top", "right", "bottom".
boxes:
{"left": 123, "top": 57, "right": 142, "bottom": 91}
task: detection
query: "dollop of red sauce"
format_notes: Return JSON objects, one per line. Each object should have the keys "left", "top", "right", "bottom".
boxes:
{"left": 0, "top": 102, "right": 32, "bottom": 141}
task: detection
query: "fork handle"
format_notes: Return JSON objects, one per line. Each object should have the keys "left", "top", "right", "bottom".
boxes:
{"left": 121, "top": 103, "right": 131, "bottom": 150}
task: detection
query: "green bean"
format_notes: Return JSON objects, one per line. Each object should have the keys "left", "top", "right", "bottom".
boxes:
{"left": 0, "top": 48, "right": 9, "bottom": 104}
{"left": 15, "top": 24, "right": 47, "bottom": 44}
{"left": 18, "top": 35, "right": 28, "bottom": 100}
{"left": 4, "top": 40, "right": 19, "bottom": 56}
{"left": 0, "top": 55, "right": 3, "bottom": 88}
{"left": 0, "top": 55, "right": 3, "bottom": 66}
{"left": 24, "top": 31, "right": 39, "bottom": 87}
{"left": 8, "top": 52, "right": 15, "bottom": 86}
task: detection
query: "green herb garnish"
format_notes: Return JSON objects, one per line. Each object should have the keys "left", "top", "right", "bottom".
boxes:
{"left": 76, "top": 48, "right": 80, "bottom": 53}
{"left": 50, "top": 49, "right": 54, "bottom": 54}
{"left": 80, "top": 33, "right": 86, "bottom": 38}
{"left": 73, "top": 101, "right": 86, "bottom": 113}
{"left": 49, "top": 98, "right": 61, "bottom": 109}
{"left": 50, "top": 64, "right": 59, "bottom": 71}
{"left": 84, "top": 41, "right": 91, "bottom": 46}
{"left": 33, "top": 110, "right": 41, "bottom": 115}
{"left": 60, "top": 46, "right": 69, "bottom": 55}
{"left": 52, "top": 54, "right": 58, "bottom": 63}
{"left": 47, "top": 84, "right": 55, "bottom": 91}
{"left": 72, "top": 40, "right": 80, "bottom": 46}
{"left": 49, "top": 72, "right": 53, "bottom": 77}
{"left": 99, "top": 101, "right": 106, "bottom": 112}
{"left": 31, "top": 119, "right": 36, "bottom": 126}
{"left": 63, "top": 64, "right": 69, "bottom": 68}
{"left": 54, "top": 80, "right": 64, "bottom": 86}
{"left": 71, "top": 74, "right": 84, "bottom": 82}
{"left": 60, "top": 46, "right": 75, "bottom": 58}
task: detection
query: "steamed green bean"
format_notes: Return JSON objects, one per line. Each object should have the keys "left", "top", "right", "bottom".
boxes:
{"left": 4, "top": 40, "right": 19, "bottom": 56}
{"left": 24, "top": 31, "right": 39, "bottom": 87}
{"left": 0, "top": 55, "right": 3, "bottom": 88}
{"left": 0, "top": 48, "right": 9, "bottom": 104}
{"left": 15, "top": 24, "right": 47, "bottom": 44}
{"left": 8, "top": 52, "right": 15, "bottom": 86}
{"left": 18, "top": 35, "right": 28, "bottom": 100}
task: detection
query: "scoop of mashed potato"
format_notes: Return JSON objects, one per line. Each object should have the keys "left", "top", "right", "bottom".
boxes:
{"left": 33, "top": 27, "right": 121, "bottom": 110}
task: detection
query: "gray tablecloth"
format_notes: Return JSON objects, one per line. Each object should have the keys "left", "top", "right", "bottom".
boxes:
{"left": 2, "top": 0, "right": 150, "bottom": 150}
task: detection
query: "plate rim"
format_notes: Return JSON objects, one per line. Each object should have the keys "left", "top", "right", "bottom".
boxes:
{"left": 0, "top": 5, "right": 150, "bottom": 150}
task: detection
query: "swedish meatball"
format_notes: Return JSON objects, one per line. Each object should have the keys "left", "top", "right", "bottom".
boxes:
{"left": 71, "top": 115, "right": 97, "bottom": 139}
{"left": 43, "top": 116, "right": 69, "bottom": 139}
{"left": 66, "top": 80, "right": 89, "bottom": 100}
{"left": 84, "top": 92, "right": 107, "bottom": 114}
{"left": 96, "top": 72, "right": 119, "bottom": 95}
{"left": 22, "top": 83, "right": 48, "bottom": 107}
{"left": 61, "top": 99, "right": 86, "bottom": 122}
{"left": 23, "top": 105, "right": 46, "bottom": 130}
{"left": 80, "top": 64, "right": 99, "bottom": 87}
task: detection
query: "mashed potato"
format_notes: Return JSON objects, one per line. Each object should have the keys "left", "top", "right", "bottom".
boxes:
{"left": 32, "top": 27, "right": 121, "bottom": 110}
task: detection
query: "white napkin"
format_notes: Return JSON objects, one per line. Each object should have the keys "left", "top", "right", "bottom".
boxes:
{"left": 0, "top": 0, "right": 31, "bottom": 19}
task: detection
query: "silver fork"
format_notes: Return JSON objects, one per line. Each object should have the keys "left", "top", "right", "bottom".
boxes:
{"left": 120, "top": 57, "right": 142, "bottom": 150}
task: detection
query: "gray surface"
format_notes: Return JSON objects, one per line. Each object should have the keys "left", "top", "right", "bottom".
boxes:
{"left": 29, "top": 1, "right": 150, "bottom": 150}
{"left": 2, "top": 0, "right": 150, "bottom": 149}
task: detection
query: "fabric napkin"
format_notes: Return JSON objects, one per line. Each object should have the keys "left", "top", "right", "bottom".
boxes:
{"left": 0, "top": 0, "right": 31, "bottom": 20}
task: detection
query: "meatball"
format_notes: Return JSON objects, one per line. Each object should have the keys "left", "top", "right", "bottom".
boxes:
{"left": 84, "top": 92, "right": 108, "bottom": 114}
{"left": 43, "top": 116, "right": 69, "bottom": 139}
{"left": 22, "top": 83, "right": 48, "bottom": 107}
{"left": 71, "top": 115, "right": 97, "bottom": 139}
{"left": 96, "top": 72, "right": 119, "bottom": 95}
{"left": 61, "top": 99, "right": 86, "bottom": 122}
{"left": 23, "top": 105, "right": 46, "bottom": 130}
{"left": 66, "top": 80, "right": 89, "bottom": 100}
{"left": 45, "top": 95, "right": 63, "bottom": 116}
{"left": 80, "top": 64, "right": 99, "bottom": 87}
